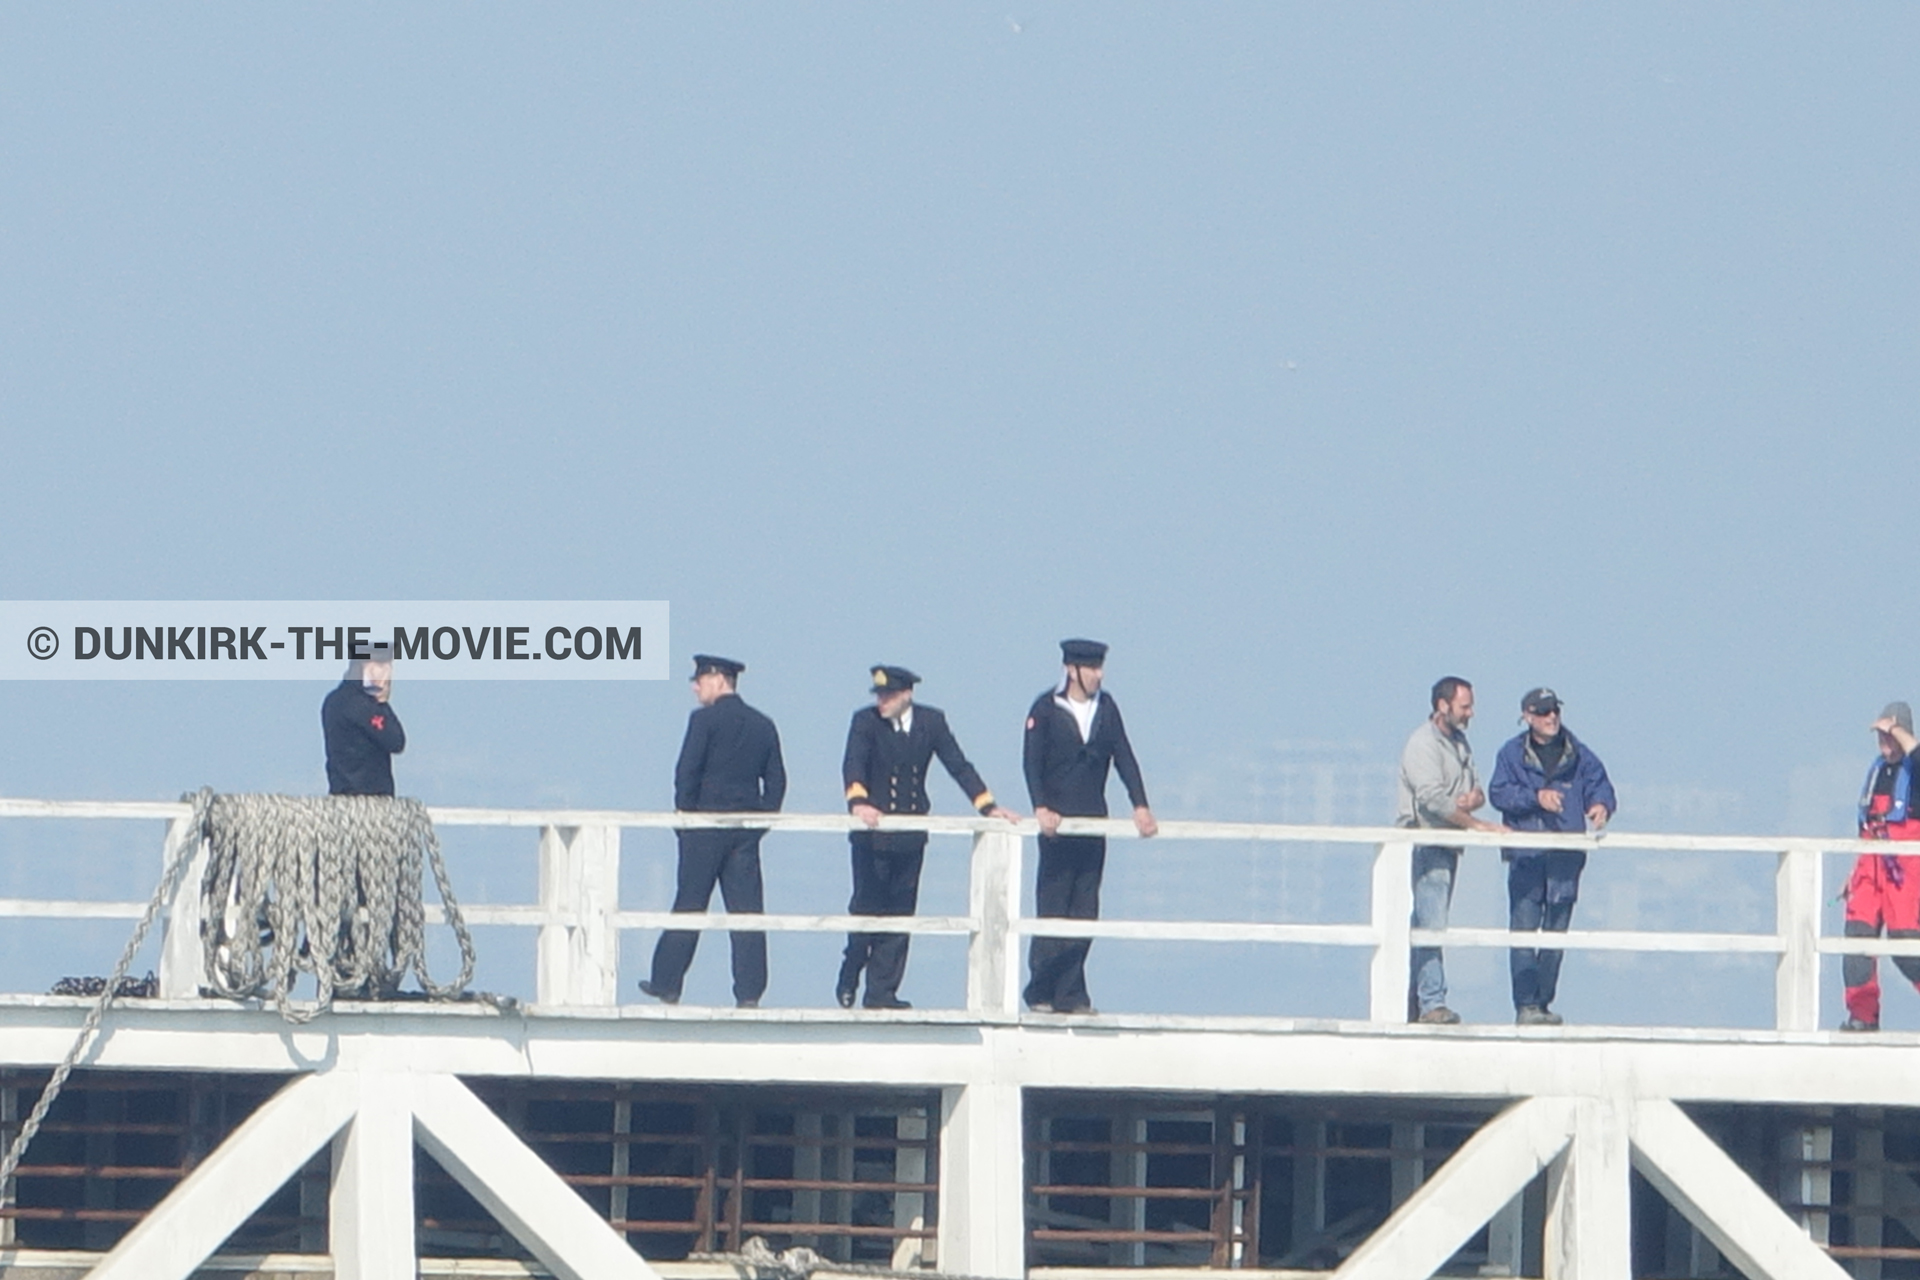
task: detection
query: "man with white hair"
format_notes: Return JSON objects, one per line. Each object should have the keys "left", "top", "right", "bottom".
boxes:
{"left": 1841, "top": 701, "right": 1920, "bottom": 1031}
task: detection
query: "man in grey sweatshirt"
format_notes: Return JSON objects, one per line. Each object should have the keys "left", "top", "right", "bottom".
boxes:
{"left": 1397, "top": 676, "right": 1505, "bottom": 1024}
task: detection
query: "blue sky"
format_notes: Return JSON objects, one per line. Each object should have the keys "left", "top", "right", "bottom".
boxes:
{"left": 2, "top": 5, "right": 1916, "bottom": 1017}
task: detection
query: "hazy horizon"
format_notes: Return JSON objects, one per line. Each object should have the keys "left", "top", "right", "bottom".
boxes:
{"left": 3, "top": 4, "right": 1915, "bottom": 1026}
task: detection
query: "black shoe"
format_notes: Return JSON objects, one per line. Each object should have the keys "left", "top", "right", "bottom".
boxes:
{"left": 863, "top": 996, "right": 912, "bottom": 1010}
{"left": 1840, "top": 1016, "right": 1880, "bottom": 1032}
{"left": 1026, "top": 1000, "right": 1055, "bottom": 1014}
{"left": 1058, "top": 1003, "right": 1098, "bottom": 1016}
{"left": 638, "top": 981, "right": 679, "bottom": 1005}
{"left": 736, "top": 997, "right": 760, "bottom": 1009}
{"left": 836, "top": 985, "right": 857, "bottom": 1010}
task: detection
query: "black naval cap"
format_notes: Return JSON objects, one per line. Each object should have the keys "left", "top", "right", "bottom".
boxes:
{"left": 870, "top": 665, "right": 921, "bottom": 693}
{"left": 1521, "top": 687, "right": 1562, "bottom": 715}
{"left": 691, "top": 654, "right": 746, "bottom": 679}
{"left": 1060, "top": 638, "right": 1108, "bottom": 667}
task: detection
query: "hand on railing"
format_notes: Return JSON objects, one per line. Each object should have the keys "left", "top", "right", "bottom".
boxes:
{"left": 1133, "top": 806, "right": 1159, "bottom": 838}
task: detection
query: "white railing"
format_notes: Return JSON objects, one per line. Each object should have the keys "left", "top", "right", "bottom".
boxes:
{"left": 0, "top": 797, "right": 1913, "bottom": 1030}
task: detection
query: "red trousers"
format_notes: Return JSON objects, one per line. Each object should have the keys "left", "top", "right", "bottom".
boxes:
{"left": 1843, "top": 851, "right": 1920, "bottom": 1024}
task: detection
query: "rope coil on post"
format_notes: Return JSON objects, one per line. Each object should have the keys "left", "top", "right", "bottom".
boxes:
{"left": 199, "top": 791, "right": 479, "bottom": 1020}
{"left": 0, "top": 787, "right": 491, "bottom": 1189}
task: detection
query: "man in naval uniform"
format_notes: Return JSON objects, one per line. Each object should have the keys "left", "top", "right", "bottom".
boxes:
{"left": 1022, "top": 638, "right": 1157, "bottom": 1015}
{"left": 641, "top": 654, "right": 787, "bottom": 1008}
{"left": 837, "top": 665, "right": 1019, "bottom": 1010}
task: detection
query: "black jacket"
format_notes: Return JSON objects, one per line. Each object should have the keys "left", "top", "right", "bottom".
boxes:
{"left": 1022, "top": 689, "right": 1149, "bottom": 818}
{"left": 843, "top": 704, "right": 996, "bottom": 816}
{"left": 322, "top": 680, "right": 406, "bottom": 797}
{"left": 674, "top": 694, "right": 787, "bottom": 812}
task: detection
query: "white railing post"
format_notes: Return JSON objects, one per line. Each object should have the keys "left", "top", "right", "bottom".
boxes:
{"left": 157, "top": 815, "right": 208, "bottom": 999}
{"left": 1775, "top": 847, "right": 1822, "bottom": 1032}
{"left": 967, "top": 828, "right": 1022, "bottom": 1019}
{"left": 1369, "top": 840, "right": 1415, "bottom": 1023}
{"left": 537, "top": 824, "right": 621, "bottom": 1007}
{"left": 537, "top": 826, "right": 572, "bottom": 1006}
{"left": 569, "top": 824, "right": 621, "bottom": 1006}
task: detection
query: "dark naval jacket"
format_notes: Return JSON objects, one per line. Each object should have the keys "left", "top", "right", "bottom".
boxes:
{"left": 674, "top": 693, "right": 787, "bottom": 812}
{"left": 322, "top": 680, "right": 406, "bottom": 797}
{"left": 1023, "top": 689, "right": 1149, "bottom": 818}
{"left": 842, "top": 704, "right": 996, "bottom": 817}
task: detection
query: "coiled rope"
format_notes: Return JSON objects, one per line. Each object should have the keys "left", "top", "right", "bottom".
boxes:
{"left": 198, "top": 790, "right": 476, "bottom": 1019}
{"left": 0, "top": 787, "right": 487, "bottom": 1189}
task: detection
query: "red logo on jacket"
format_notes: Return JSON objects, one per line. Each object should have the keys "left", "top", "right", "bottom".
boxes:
{"left": 370, "top": 715, "right": 386, "bottom": 731}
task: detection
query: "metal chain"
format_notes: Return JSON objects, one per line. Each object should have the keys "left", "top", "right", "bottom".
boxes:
{"left": 0, "top": 788, "right": 487, "bottom": 1191}
{"left": 0, "top": 787, "right": 211, "bottom": 1187}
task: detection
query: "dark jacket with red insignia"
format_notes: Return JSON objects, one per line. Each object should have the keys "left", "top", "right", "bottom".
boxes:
{"left": 1023, "top": 689, "right": 1149, "bottom": 819}
{"left": 322, "top": 680, "right": 407, "bottom": 796}
{"left": 842, "top": 704, "right": 996, "bottom": 818}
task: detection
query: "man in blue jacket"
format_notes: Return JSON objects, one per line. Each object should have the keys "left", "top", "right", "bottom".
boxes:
{"left": 1488, "top": 688, "right": 1616, "bottom": 1026}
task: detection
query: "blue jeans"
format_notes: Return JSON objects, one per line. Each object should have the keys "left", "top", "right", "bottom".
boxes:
{"left": 1508, "top": 851, "right": 1585, "bottom": 1010}
{"left": 1409, "top": 845, "right": 1458, "bottom": 1016}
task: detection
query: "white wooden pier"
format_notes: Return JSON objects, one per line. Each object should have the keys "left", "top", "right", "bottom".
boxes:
{"left": 0, "top": 798, "right": 1912, "bottom": 1280}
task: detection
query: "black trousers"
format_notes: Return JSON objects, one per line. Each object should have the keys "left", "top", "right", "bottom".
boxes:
{"left": 837, "top": 831, "right": 927, "bottom": 1004}
{"left": 649, "top": 829, "right": 767, "bottom": 1002}
{"left": 1024, "top": 834, "right": 1105, "bottom": 1011}
{"left": 1508, "top": 851, "right": 1585, "bottom": 1010}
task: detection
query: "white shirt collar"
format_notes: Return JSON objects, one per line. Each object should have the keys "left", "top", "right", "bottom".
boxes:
{"left": 1054, "top": 688, "right": 1100, "bottom": 743}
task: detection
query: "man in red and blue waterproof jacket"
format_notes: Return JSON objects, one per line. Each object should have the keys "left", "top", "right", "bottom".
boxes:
{"left": 1841, "top": 701, "right": 1920, "bottom": 1031}
{"left": 1488, "top": 688, "right": 1616, "bottom": 1027}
